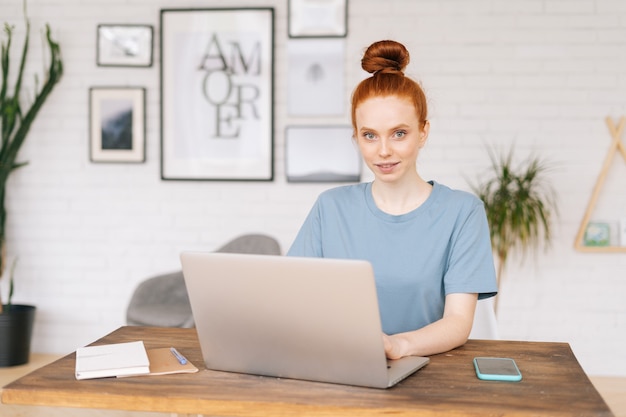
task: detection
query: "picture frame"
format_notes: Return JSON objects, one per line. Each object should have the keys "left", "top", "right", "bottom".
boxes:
{"left": 287, "top": 39, "right": 345, "bottom": 116}
{"left": 160, "top": 8, "right": 275, "bottom": 181}
{"left": 89, "top": 87, "right": 146, "bottom": 163}
{"left": 285, "top": 126, "right": 360, "bottom": 183}
{"left": 583, "top": 222, "right": 611, "bottom": 247}
{"left": 97, "top": 24, "right": 153, "bottom": 67}
{"left": 288, "top": 0, "right": 347, "bottom": 38}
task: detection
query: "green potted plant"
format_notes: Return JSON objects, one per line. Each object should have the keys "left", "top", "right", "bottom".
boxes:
{"left": 469, "top": 146, "right": 558, "bottom": 313}
{"left": 0, "top": 7, "right": 63, "bottom": 366}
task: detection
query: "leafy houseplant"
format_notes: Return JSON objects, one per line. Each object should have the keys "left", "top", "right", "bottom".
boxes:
{"left": 0, "top": 7, "right": 62, "bottom": 366}
{"left": 469, "top": 147, "right": 558, "bottom": 312}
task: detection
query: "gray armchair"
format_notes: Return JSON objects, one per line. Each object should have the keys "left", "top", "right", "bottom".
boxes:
{"left": 126, "top": 234, "right": 282, "bottom": 327}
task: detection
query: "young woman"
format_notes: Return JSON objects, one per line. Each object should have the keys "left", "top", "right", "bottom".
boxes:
{"left": 287, "top": 40, "right": 497, "bottom": 359}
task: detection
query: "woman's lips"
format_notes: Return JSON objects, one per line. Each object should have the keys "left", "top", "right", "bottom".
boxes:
{"left": 375, "top": 162, "right": 399, "bottom": 173}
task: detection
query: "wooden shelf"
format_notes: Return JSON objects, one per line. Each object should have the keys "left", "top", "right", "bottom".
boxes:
{"left": 575, "top": 245, "right": 626, "bottom": 253}
{"left": 574, "top": 116, "right": 626, "bottom": 253}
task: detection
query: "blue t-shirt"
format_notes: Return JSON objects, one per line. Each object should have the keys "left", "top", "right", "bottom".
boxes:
{"left": 287, "top": 181, "right": 497, "bottom": 335}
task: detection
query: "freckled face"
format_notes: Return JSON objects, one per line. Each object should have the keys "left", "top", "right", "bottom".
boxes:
{"left": 354, "top": 96, "right": 429, "bottom": 184}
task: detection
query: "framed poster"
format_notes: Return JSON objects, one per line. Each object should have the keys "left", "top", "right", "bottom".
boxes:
{"left": 287, "top": 39, "right": 345, "bottom": 116}
{"left": 97, "top": 24, "right": 153, "bottom": 67}
{"left": 285, "top": 126, "right": 360, "bottom": 183}
{"left": 160, "top": 8, "right": 275, "bottom": 181}
{"left": 89, "top": 87, "right": 146, "bottom": 163}
{"left": 288, "top": 0, "right": 347, "bottom": 38}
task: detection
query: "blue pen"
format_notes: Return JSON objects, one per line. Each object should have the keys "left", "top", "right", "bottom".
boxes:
{"left": 170, "top": 347, "right": 188, "bottom": 365}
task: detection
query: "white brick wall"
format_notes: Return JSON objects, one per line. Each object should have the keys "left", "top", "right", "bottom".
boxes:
{"left": 1, "top": 0, "right": 625, "bottom": 375}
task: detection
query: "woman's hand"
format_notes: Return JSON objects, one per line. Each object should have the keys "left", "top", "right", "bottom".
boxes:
{"left": 382, "top": 293, "right": 478, "bottom": 359}
{"left": 382, "top": 333, "right": 407, "bottom": 360}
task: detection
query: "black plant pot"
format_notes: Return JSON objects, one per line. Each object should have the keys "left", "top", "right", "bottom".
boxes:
{"left": 0, "top": 304, "right": 36, "bottom": 367}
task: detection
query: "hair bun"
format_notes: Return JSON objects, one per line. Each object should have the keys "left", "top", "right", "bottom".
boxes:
{"left": 361, "top": 40, "right": 409, "bottom": 75}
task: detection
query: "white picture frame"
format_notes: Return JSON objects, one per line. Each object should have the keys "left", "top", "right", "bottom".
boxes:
{"left": 288, "top": 0, "right": 348, "bottom": 38}
{"left": 287, "top": 39, "right": 345, "bottom": 116}
{"left": 286, "top": 126, "right": 360, "bottom": 183}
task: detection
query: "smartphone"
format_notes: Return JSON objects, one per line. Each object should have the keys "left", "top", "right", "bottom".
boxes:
{"left": 473, "top": 357, "right": 522, "bottom": 382}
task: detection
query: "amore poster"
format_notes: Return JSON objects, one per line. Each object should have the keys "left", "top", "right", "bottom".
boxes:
{"left": 160, "top": 8, "right": 274, "bottom": 181}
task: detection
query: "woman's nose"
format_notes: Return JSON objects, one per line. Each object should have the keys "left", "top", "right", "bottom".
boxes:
{"left": 378, "top": 138, "right": 392, "bottom": 157}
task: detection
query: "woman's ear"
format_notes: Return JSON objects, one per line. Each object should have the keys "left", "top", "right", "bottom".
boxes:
{"left": 352, "top": 129, "right": 359, "bottom": 146}
{"left": 419, "top": 120, "right": 430, "bottom": 147}
{"left": 351, "top": 131, "right": 361, "bottom": 153}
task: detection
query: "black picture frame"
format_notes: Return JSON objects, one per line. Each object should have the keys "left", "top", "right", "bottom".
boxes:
{"left": 285, "top": 125, "right": 360, "bottom": 183}
{"left": 160, "top": 8, "right": 275, "bottom": 181}
{"left": 288, "top": 0, "right": 348, "bottom": 38}
{"left": 89, "top": 87, "right": 146, "bottom": 163}
{"left": 97, "top": 24, "right": 153, "bottom": 67}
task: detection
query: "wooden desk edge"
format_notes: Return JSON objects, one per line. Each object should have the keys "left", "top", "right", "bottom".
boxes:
{"left": 2, "top": 387, "right": 494, "bottom": 417}
{"left": 1, "top": 328, "right": 615, "bottom": 417}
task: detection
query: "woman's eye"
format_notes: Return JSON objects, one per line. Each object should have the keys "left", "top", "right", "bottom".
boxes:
{"left": 394, "top": 130, "right": 406, "bottom": 138}
{"left": 363, "top": 132, "right": 376, "bottom": 140}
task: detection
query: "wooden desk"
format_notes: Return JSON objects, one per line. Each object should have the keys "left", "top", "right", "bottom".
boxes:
{"left": 1, "top": 326, "right": 613, "bottom": 417}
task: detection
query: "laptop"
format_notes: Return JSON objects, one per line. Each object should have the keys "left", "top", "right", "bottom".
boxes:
{"left": 180, "top": 252, "right": 429, "bottom": 389}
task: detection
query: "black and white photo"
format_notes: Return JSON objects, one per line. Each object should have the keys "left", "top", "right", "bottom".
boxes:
{"left": 97, "top": 25, "right": 153, "bottom": 67}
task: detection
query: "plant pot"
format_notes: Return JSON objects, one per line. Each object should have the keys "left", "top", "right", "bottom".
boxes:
{"left": 0, "top": 304, "right": 36, "bottom": 367}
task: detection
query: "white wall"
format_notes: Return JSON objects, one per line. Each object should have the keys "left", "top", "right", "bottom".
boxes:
{"left": 1, "top": 0, "right": 625, "bottom": 376}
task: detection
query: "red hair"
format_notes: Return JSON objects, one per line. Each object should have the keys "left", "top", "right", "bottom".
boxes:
{"left": 351, "top": 40, "right": 428, "bottom": 131}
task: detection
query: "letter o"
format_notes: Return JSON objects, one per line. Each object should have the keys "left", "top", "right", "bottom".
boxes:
{"left": 202, "top": 70, "right": 232, "bottom": 105}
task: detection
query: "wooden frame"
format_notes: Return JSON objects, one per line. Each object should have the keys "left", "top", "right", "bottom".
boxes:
{"left": 160, "top": 8, "right": 275, "bottom": 181}
{"left": 97, "top": 24, "right": 153, "bottom": 67}
{"left": 89, "top": 87, "right": 146, "bottom": 163}
{"left": 285, "top": 126, "right": 360, "bottom": 183}
{"left": 574, "top": 116, "right": 626, "bottom": 252}
{"left": 288, "top": 0, "right": 347, "bottom": 38}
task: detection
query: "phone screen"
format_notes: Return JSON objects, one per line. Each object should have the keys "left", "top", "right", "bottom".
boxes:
{"left": 474, "top": 357, "right": 522, "bottom": 381}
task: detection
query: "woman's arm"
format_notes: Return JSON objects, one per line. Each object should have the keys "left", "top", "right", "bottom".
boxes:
{"left": 383, "top": 293, "right": 478, "bottom": 359}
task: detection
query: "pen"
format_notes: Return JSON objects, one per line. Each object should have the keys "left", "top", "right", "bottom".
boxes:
{"left": 170, "top": 347, "right": 188, "bottom": 365}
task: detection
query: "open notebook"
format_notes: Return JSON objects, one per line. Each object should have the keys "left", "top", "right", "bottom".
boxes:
{"left": 180, "top": 252, "right": 429, "bottom": 388}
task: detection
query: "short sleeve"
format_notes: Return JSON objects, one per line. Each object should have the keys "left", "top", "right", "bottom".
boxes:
{"left": 443, "top": 200, "right": 498, "bottom": 300}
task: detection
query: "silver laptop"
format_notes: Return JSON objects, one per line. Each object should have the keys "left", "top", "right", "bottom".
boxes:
{"left": 180, "top": 252, "right": 429, "bottom": 389}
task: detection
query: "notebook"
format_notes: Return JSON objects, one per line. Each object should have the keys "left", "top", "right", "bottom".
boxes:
{"left": 75, "top": 341, "right": 150, "bottom": 380}
{"left": 180, "top": 252, "right": 429, "bottom": 388}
